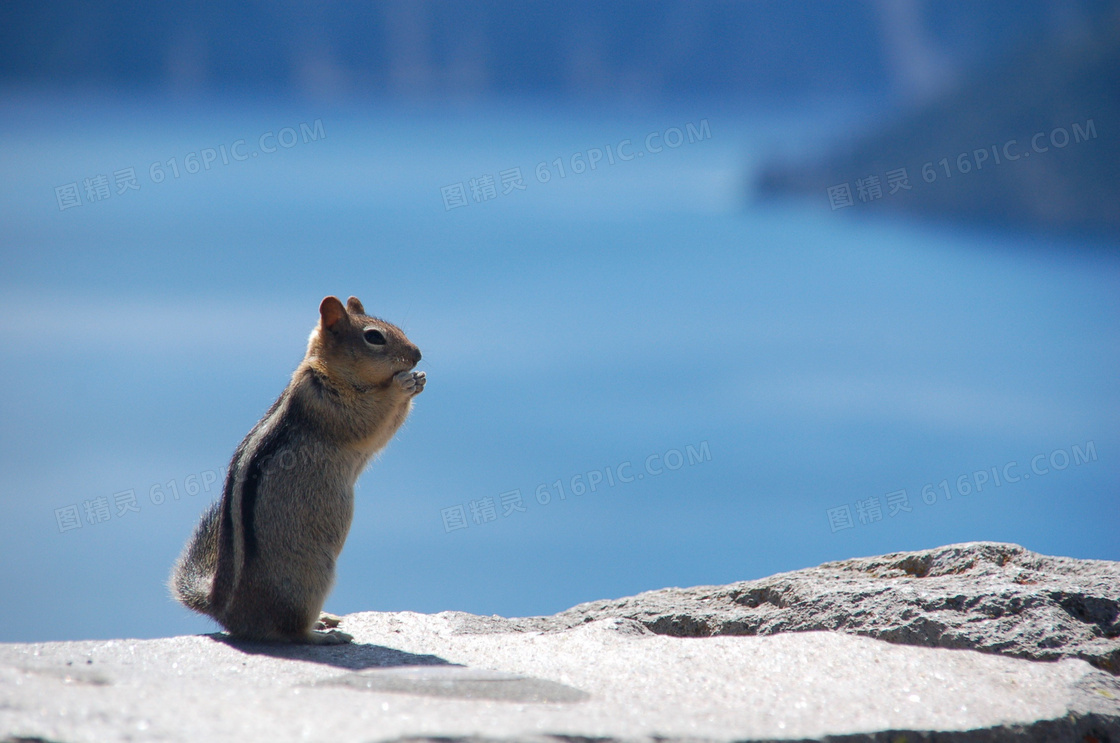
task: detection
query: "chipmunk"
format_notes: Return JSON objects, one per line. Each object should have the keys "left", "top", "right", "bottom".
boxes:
{"left": 169, "top": 296, "right": 424, "bottom": 644}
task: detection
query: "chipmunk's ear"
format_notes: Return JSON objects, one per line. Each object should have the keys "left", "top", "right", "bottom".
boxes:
{"left": 346, "top": 296, "right": 366, "bottom": 316}
{"left": 319, "top": 296, "right": 347, "bottom": 331}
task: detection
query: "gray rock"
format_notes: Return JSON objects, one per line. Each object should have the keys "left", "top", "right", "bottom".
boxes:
{"left": 1, "top": 541, "right": 1117, "bottom": 743}
{"left": 477, "top": 541, "right": 1120, "bottom": 676}
{"left": 319, "top": 665, "right": 590, "bottom": 703}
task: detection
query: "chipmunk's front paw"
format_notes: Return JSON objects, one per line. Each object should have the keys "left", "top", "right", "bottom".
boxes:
{"left": 393, "top": 370, "right": 426, "bottom": 396}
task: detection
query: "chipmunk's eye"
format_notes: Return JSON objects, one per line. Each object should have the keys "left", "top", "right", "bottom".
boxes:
{"left": 363, "top": 329, "right": 387, "bottom": 346}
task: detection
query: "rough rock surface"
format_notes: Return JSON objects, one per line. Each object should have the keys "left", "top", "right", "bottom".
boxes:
{"left": 1, "top": 541, "right": 1118, "bottom": 743}
{"left": 480, "top": 541, "right": 1120, "bottom": 675}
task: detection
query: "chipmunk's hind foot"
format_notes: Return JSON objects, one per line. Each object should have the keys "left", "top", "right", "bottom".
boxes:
{"left": 302, "top": 629, "right": 353, "bottom": 645}
{"left": 315, "top": 612, "right": 342, "bottom": 629}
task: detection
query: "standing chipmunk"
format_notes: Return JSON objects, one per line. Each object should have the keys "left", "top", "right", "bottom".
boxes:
{"left": 170, "top": 296, "right": 424, "bottom": 644}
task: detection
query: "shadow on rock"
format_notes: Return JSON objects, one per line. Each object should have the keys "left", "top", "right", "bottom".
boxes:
{"left": 208, "top": 634, "right": 452, "bottom": 670}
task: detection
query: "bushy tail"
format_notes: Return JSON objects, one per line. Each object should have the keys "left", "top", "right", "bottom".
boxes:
{"left": 169, "top": 500, "right": 222, "bottom": 615}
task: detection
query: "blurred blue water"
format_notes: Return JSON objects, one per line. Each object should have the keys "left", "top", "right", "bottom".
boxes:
{"left": 1, "top": 94, "right": 1116, "bottom": 642}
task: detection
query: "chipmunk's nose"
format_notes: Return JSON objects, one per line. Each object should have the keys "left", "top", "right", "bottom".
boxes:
{"left": 411, "top": 347, "right": 422, "bottom": 364}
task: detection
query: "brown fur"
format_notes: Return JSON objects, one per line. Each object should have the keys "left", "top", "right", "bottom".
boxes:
{"left": 170, "top": 296, "right": 423, "bottom": 643}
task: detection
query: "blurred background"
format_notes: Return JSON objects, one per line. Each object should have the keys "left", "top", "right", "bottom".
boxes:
{"left": 1, "top": 1, "right": 1117, "bottom": 643}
